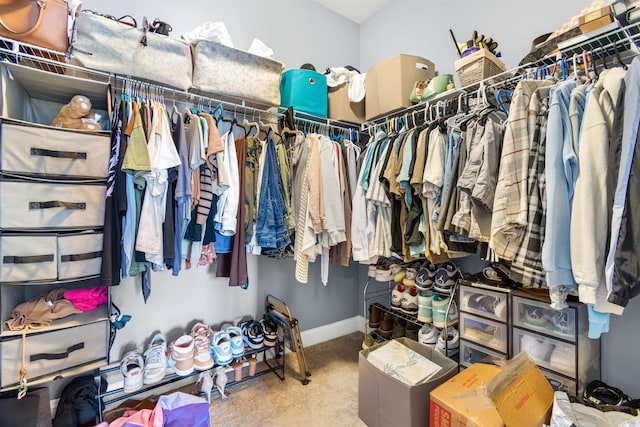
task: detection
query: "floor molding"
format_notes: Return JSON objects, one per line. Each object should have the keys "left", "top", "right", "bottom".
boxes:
{"left": 300, "top": 316, "right": 364, "bottom": 347}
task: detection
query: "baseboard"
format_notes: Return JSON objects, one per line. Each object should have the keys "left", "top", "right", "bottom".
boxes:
{"left": 300, "top": 316, "right": 363, "bottom": 347}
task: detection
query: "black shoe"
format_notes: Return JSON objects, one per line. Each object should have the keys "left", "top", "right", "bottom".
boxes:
{"left": 584, "top": 380, "right": 631, "bottom": 406}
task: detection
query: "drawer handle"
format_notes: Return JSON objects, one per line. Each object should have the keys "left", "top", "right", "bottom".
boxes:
{"left": 30, "top": 342, "right": 84, "bottom": 362}
{"left": 29, "top": 201, "right": 86, "bottom": 210}
{"left": 31, "top": 148, "right": 87, "bottom": 160}
{"left": 3, "top": 254, "right": 54, "bottom": 264}
{"left": 61, "top": 251, "right": 103, "bottom": 262}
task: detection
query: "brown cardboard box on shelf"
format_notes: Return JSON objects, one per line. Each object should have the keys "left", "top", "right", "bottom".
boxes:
{"left": 430, "top": 353, "right": 554, "bottom": 427}
{"left": 358, "top": 337, "right": 458, "bottom": 427}
{"left": 578, "top": 6, "right": 614, "bottom": 33}
{"left": 365, "top": 54, "right": 435, "bottom": 121}
{"left": 328, "top": 82, "right": 365, "bottom": 124}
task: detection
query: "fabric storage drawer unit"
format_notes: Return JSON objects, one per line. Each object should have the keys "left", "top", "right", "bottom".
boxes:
{"left": 459, "top": 285, "right": 508, "bottom": 322}
{"left": 512, "top": 295, "right": 577, "bottom": 341}
{"left": 459, "top": 339, "right": 506, "bottom": 368}
{"left": 191, "top": 40, "right": 285, "bottom": 106}
{"left": 280, "top": 69, "right": 328, "bottom": 117}
{"left": 0, "top": 232, "right": 103, "bottom": 283}
{"left": 0, "top": 320, "right": 107, "bottom": 388}
{"left": 0, "top": 180, "right": 106, "bottom": 230}
{"left": 0, "top": 122, "right": 110, "bottom": 179}
{"left": 459, "top": 312, "right": 507, "bottom": 353}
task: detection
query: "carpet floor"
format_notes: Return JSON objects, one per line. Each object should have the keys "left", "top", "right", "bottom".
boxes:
{"left": 207, "top": 331, "right": 366, "bottom": 427}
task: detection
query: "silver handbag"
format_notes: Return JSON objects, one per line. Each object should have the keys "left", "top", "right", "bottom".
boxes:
{"left": 71, "top": 11, "right": 192, "bottom": 90}
{"left": 191, "top": 40, "right": 284, "bottom": 106}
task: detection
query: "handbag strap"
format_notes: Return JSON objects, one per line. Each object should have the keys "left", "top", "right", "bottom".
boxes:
{"left": 0, "top": 0, "right": 47, "bottom": 36}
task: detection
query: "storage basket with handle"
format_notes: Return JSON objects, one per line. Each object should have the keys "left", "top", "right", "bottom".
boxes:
{"left": 455, "top": 49, "right": 506, "bottom": 87}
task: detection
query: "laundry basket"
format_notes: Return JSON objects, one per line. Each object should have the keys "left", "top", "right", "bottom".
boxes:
{"left": 455, "top": 49, "right": 506, "bottom": 87}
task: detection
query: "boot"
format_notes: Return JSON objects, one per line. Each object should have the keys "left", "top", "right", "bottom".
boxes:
{"left": 392, "top": 316, "right": 406, "bottom": 339}
{"left": 368, "top": 304, "right": 382, "bottom": 328}
{"left": 232, "top": 359, "right": 243, "bottom": 382}
{"left": 377, "top": 312, "right": 394, "bottom": 338}
{"left": 248, "top": 354, "right": 257, "bottom": 376}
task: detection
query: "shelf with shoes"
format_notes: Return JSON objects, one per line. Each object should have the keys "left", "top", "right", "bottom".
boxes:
{"left": 510, "top": 289, "right": 600, "bottom": 397}
{"left": 457, "top": 266, "right": 516, "bottom": 370}
{"left": 363, "top": 260, "right": 463, "bottom": 362}
{"left": 95, "top": 340, "right": 284, "bottom": 420}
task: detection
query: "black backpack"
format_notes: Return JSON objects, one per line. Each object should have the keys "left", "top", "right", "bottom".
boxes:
{"left": 52, "top": 376, "right": 100, "bottom": 427}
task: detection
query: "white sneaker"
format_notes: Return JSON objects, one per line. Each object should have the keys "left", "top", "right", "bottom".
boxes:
{"left": 169, "top": 334, "right": 194, "bottom": 376}
{"left": 400, "top": 286, "right": 419, "bottom": 315}
{"left": 549, "top": 345, "right": 574, "bottom": 376}
{"left": 121, "top": 350, "right": 144, "bottom": 392}
{"left": 211, "top": 331, "right": 233, "bottom": 366}
{"left": 143, "top": 333, "right": 167, "bottom": 385}
{"left": 435, "top": 327, "right": 459, "bottom": 358}
{"left": 418, "top": 323, "right": 438, "bottom": 347}
{"left": 520, "top": 334, "right": 554, "bottom": 365}
{"left": 191, "top": 323, "right": 214, "bottom": 371}
{"left": 391, "top": 283, "right": 405, "bottom": 310}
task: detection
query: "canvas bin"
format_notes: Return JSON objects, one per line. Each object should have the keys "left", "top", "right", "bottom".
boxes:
{"left": 280, "top": 69, "right": 328, "bottom": 117}
{"left": 0, "top": 120, "right": 110, "bottom": 179}
{"left": 328, "top": 82, "right": 365, "bottom": 123}
{"left": 71, "top": 12, "right": 193, "bottom": 90}
{"left": 191, "top": 40, "right": 285, "bottom": 106}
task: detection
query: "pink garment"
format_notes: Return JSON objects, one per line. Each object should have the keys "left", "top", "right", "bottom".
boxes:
{"left": 107, "top": 409, "right": 162, "bottom": 427}
{"left": 63, "top": 286, "right": 108, "bottom": 312}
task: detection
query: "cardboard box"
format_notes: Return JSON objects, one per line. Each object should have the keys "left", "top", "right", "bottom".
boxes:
{"left": 359, "top": 338, "right": 458, "bottom": 427}
{"left": 328, "top": 82, "right": 365, "bottom": 124}
{"left": 430, "top": 353, "right": 554, "bottom": 427}
{"left": 578, "top": 6, "right": 614, "bottom": 34}
{"left": 365, "top": 54, "right": 435, "bottom": 120}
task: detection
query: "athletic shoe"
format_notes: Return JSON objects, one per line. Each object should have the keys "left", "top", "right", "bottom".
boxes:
{"left": 169, "top": 334, "right": 194, "bottom": 376}
{"left": 549, "top": 345, "right": 574, "bottom": 376}
{"left": 121, "top": 350, "right": 144, "bottom": 392}
{"left": 143, "top": 333, "right": 167, "bottom": 385}
{"left": 260, "top": 318, "right": 278, "bottom": 348}
{"left": 392, "top": 316, "right": 406, "bottom": 338}
{"left": 463, "top": 319, "right": 498, "bottom": 343}
{"left": 400, "top": 286, "right": 419, "bottom": 315}
{"left": 432, "top": 294, "right": 459, "bottom": 328}
{"left": 368, "top": 303, "right": 382, "bottom": 328}
{"left": 391, "top": 283, "right": 405, "bottom": 311}
{"left": 211, "top": 331, "right": 233, "bottom": 366}
{"left": 367, "top": 264, "right": 377, "bottom": 278}
{"left": 226, "top": 326, "right": 246, "bottom": 357}
{"left": 191, "top": 323, "right": 214, "bottom": 371}
{"left": 417, "top": 290, "right": 433, "bottom": 323}
{"left": 403, "top": 268, "right": 417, "bottom": 287}
{"left": 522, "top": 305, "right": 549, "bottom": 329}
{"left": 415, "top": 262, "right": 437, "bottom": 290}
{"left": 433, "top": 262, "right": 461, "bottom": 294}
{"left": 375, "top": 258, "right": 393, "bottom": 282}
{"left": 377, "top": 312, "right": 393, "bottom": 338}
{"left": 584, "top": 380, "right": 631, "bottom": 406}
{"left": 463, "top": 293, "right": 498, "bottom": 314}
{"left": 435, "top": 327, "right": 459, "bottom": 358}
{"left": 551, "top": 310, "right": 574, "bottom": 337}
{"left": 241, "top": 320, "right": 264, "bottom": 349}
{"left": 391, "top": 264, "right": 406, "bottom": 283}
{"left": 418, "top": 323, "right": 438, "bottom": 347}
{"left": 519, "top": 334, "right": 554, "bottom": 365}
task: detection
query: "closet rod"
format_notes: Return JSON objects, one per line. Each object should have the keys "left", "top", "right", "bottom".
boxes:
{"left": 361, "top": 20, "right": 640, "bottom": 133}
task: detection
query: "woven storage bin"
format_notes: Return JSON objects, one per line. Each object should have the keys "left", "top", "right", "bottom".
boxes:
{"left": 455, "top": 49, "right": 506, "bottom": 86}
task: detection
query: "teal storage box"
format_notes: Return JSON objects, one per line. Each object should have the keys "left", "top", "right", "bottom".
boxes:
{"left": 280, "top": 69, "right": 328, "bottom": 117}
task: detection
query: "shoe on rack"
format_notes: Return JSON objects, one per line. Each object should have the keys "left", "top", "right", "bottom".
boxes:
{"left": 417, "top": 290, "right": 433, "bottom": 323}
{"left": 241, "top": 320, "right": 264, "bottom": 350}
{"left": 169, "top": 334, "right": 195, "bottom": 376}
{"left": 392, "top": 316, "right": 406, "bottom": 339}
{"left": 260, "top": 317, "right": 278, "bottom": 348}
{"left": 197, "top": 371, "right": 214, "bottom": 404}
{"left": 211, "top": 331, "right": 233, "bottom": 366}
{"left": 400, "top": 286, "right": 419, "bottom": 315}
{"left": 143, "top": 333, "right": 167, "bottom": 385}
{"left": 432, "top": 294, "right": 459, "bottom": 328}
{"left": 548, "top": 345, "right": 574, "bottom": 376}
{"left": 418, "top": 323, "right": 438, "bottom": 347}
{"left": 369, "top": 303, "right": 382, "bottom": 328}
{"left": 405, "top": 321, "right": 420, "bottom": 341}
{"left": 191, "top": 323, "right": 214, "bottom": 371}
{"left": 121, "top": 350, "right": 144, "bottom": 392}
{"left": 584, "top": 380, "right": 631, "bottom": 406}
{"left": 403, "top": 268, "right": 417, "bottom": 287}
{"left": 522, "top": 305, "right": 549, "bottom": 329}
{"left": 226, "top": 326, "right": 246, "bottom": 357}
{"left": 415, "top": 262, "right": 437, "bottom": 290}
{"left": 368, "top": 264, "right": 377, "bottom": 278}
{"left": 551, "top": 310, "right": 574, "bottom": 337}
{"left": 390, "top": 263, "right": 406, "bottom": 283}
{"left": 433, "top": 262, "right": 461, "bottom": 294}
{"left": 435, "top": 327, "right": 460, "bottom": 358}
{"left": 375, "top": 258, "right": 393, "bottom": 282}
{"left": 377, "top": 312, "right": 394, "bottom": 338}
{"left": 519, "top": 334, "right": 554, "bottom": 365}
{"left": 391, "top": 283, "right": 405, "bottom": 311}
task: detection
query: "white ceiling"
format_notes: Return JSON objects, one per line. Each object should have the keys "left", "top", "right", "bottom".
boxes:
{"left": 313, "top": 0, "right": 393, "bottom": 24}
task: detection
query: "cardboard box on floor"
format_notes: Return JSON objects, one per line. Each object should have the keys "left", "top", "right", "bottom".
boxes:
{"left": 365, "top": 54, "right": 435, "bottom": 121}
{"left": 328, "top": 82, "right": 365, "bottom": 124}
{"left": 359, "top": 337, "right": 458, "bottom": 427}
{"left": 430, "top": 353, "right": 554, "bottom": 427}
